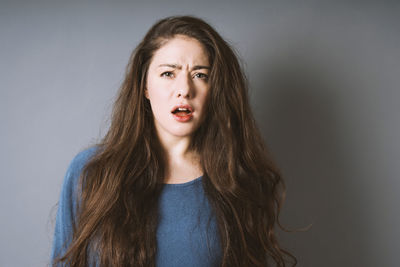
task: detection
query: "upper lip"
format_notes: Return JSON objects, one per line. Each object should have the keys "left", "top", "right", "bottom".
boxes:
{"left": 171, "top": 104, "right": 194, "bottom": 113}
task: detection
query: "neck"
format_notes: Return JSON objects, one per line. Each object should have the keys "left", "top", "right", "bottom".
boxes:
{"left": 155, "top": 132, "right": 202, "bottom": 184}
{"left": 157, "top": 133, "right": 192, "bottom": 158}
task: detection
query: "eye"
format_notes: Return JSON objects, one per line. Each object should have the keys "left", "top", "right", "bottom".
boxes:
{"left": 194, "top": 73, "right": 208, "bottom": 79}
{"left": 161, "top": 71, "right": 174, "bottom": 78}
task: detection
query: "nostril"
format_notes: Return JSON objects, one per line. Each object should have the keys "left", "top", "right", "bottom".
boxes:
{"left": 177, "top": 91, "right": 189, "bottom": 98}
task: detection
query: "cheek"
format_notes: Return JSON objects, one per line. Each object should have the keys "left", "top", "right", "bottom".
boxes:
{"left": 198, "top": 88, "right": 209, "bottom": 106}
{"left": 147, "top": 79, "right": 164, "bottom": 101}
{"left": 148, "top": 89, "right": 169, "bottom": 106}
{"left": 147, "top": 89, "right": 170, "bottom": 118}
{"left": 195, "top": 90, "right": 209, "bottom": 118}
{"left": 147, "top": 75, "right": 171, "bottom": 100}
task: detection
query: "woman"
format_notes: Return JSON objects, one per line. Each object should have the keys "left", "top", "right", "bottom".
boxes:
{"left": 51, "top": 15, "right": 296, "bottom": 267}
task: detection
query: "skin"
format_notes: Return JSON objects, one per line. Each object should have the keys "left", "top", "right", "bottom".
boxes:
{"left": 145, "top": 35, "right": 210, "bottom": 184}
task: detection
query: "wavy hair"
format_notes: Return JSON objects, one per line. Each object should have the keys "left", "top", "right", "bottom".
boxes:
{"left": 53, "top": 15, "right": 296, "bottom": 266}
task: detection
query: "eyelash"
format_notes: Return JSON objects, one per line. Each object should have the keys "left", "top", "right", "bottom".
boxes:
{"left": 194, "top": 73, "right": 208, "bottom": 79}
{"left": 161, "top": 71, "right": 174, "bottom": 78}
{"left": 160, "top": 72, "right": 208, "bottom": 80}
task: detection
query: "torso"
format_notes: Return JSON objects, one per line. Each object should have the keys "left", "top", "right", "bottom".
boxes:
{"left": 157, "top": 176, "right": 222, "bottom": 266}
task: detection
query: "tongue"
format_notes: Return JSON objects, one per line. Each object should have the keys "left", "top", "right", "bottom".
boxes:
{"left": 175, "top": 111, "right": 190, "bottom": 117}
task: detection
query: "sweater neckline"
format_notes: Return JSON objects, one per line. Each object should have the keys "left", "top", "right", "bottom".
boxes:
{"left": 163, "top": 175, "right": 203, "bottom": 188}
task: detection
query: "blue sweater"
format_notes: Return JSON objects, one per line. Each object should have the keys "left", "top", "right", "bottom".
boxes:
{"left": 51, "top": 147, "right": 222, "bottom": 266}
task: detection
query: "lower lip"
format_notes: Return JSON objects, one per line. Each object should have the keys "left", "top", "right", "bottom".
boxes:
{"left": 172, "top": 113, "right": 193, "bottom": 122}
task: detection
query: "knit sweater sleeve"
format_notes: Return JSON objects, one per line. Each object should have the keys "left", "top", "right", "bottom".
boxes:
{"left": 50, "top": 147, "right": 97, "bottom": 266}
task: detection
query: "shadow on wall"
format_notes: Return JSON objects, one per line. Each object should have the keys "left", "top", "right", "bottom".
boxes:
{"left": 253, "top": 45, "right": 377, "bottom": 267}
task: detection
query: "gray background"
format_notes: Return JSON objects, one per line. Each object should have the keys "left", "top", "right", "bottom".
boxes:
{"left": 1, "top": 0, "right": 399, "bottom": 266}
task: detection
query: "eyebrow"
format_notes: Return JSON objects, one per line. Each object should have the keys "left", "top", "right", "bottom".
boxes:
{"left": 157, "top": 64, "right": 211, "bottom": 70}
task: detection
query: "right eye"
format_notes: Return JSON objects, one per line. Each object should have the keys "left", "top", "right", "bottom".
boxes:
{"left": 161, "top": 71, "right": 174, "bottom": 78}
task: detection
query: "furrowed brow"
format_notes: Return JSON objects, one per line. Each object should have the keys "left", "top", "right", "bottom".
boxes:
{"left": 158, "top": 64, "right": 181, "bottom": 69}
{"left": 192, "top": 65, "right": 211, "bottom": 71}
{"left": 157, "top": 64, "right": 210, "bottom": 71}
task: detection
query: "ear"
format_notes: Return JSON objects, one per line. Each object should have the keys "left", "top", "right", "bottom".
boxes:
{"left": 144, "top": 88, "right": 149, "bottom": 99}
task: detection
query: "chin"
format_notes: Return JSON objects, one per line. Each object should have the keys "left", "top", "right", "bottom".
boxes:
{"left": 170, "top": 120, "right": 199, "bottom": 131}
{"left": 154, "top": 118, "right": 200, "bottom": 139}
{"left": 169, "top": 128, "right": 196, "bottom": 138}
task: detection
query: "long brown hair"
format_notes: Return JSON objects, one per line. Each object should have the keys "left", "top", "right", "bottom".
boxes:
{"left": 53, "top": 15, "right": 296, "bottom": 266}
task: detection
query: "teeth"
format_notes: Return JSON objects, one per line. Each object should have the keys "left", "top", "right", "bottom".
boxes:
{"left": 172, "top": 107, "right": 191, "bottom": 114}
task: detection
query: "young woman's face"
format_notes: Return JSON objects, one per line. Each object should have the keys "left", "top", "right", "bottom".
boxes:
{"left": 146, "top": 35, "right": 210, "bottom": 140}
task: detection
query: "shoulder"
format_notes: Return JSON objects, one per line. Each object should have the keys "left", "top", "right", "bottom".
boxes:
{"left": 57, "top": 146, "right": 99, "bottom": 219}
{"left": 66, "top": 146, "right": 98, "bottom": 177}
{"left": 51, "top": 146, "right": 99, "bottom": 262}
{"left": 61, "top": 146, "right": 99, "bottom": 198}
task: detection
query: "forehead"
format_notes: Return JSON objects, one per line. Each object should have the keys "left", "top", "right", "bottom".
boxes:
{"left": 150, "top": 35, "right": 209, "bottom": 67}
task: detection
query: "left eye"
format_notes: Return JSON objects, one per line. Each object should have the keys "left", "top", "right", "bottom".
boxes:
{"left": 194, "top": 73, "right": 208, "bottom": 79}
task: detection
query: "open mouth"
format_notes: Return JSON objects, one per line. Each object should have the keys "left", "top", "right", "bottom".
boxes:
{"left": 171, "top": 105, "right": 194, "bottom": 117}
{"left": 171, "top": 107, "right": 192, "bottom": 117}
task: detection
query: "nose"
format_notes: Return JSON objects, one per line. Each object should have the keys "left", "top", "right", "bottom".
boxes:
{"left": 175, "top": 73, "right": 193, "bottom": 99}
